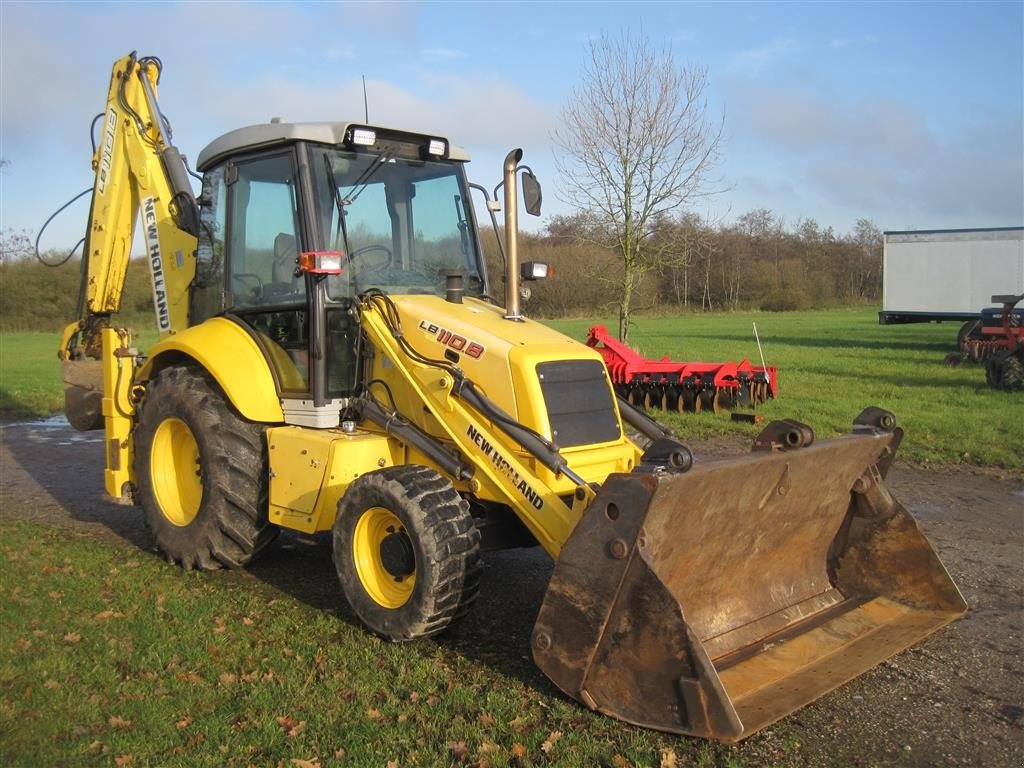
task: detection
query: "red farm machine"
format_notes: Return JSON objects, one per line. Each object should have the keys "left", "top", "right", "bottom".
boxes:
{"left": 955, "top": 293, "right": 1024, "bottom": 390}
{"left": 585, "top": 325, "right": 778, "bottom": 413}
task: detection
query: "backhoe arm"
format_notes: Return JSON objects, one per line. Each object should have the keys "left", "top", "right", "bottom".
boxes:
{"left": 60, "top": 51, "right": 198, "bottom": 363}
{"left": 61, "top": 52, "right": 199, "bottom": 440}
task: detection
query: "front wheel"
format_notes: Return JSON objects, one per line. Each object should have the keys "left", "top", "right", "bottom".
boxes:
{"left": 133, "top": 364, "right": 278, "bottom": 570}
{"left": 333, "top": 465, "right": 481, "bottom": 640}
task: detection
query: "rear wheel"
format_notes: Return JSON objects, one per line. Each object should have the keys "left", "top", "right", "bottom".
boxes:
{"left": 333, "top": 465, "right": 481, "bottom": 641}
{"left": 985, "top": 351, "right": 1024, "bottom": 391}
{"left": 133, "top": 364, "right": 278, "bottom": 570}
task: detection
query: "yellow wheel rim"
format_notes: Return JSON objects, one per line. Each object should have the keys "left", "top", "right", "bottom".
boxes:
{"left": 150, "top": 417, "right": 202, "bottom": 527}
{"left": 352, "top": 506, "right": 416, "bottom": 608}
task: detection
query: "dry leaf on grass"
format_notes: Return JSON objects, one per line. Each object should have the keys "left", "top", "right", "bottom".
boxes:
{"left": 660, "top": 747, "right": 678, "bottom": 768}
{"left": 275, "top": 715, "right": 306, "bottom": 738}
{"left": 108, "top": 715, "right": 132, "bottom": 729}
{"left": 540, "top": 730, "right": 562, "bottom": 753}
{"left": 290, "top": 759, "right": 320, "bottom": 768}
{"left": 449, "top": 741, "right": 469, "bottom": 761}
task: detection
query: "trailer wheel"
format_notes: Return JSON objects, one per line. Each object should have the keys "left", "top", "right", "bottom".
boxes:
{"left": 985, "top": 351, "right": 1024, "bottom": 391}
{"left": 333, "top": 465, "right": 481, "bottom": 641}
{"left": 133, "top": 364, "right": 277, "bottom": 570}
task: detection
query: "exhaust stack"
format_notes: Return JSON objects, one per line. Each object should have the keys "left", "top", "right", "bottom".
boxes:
{"left": 502, "top": 148, "right": 523, "bottom": 320}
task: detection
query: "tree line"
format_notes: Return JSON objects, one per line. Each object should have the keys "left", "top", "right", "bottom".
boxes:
{"left": 485, "top": 210, "right": 883, "bottom": 320}
{"left": 0, "top": 211, "right": 881, "bottom": 333}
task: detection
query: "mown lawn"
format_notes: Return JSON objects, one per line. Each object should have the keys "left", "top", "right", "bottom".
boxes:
{"left": 548, "top": 308, "right": 1022, "bottom": 470}
{"left": 1, "top": 307, "right": 1020, "bottom": 468}
{"left": 0, "top": 519, "right": 750, "bottom": 768}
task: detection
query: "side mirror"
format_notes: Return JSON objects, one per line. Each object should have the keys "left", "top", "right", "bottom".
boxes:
{"left": 522, "top": 171, "right": 542, "bottom": 216}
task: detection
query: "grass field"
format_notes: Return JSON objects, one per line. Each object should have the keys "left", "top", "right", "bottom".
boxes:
{"left": 547, "top": 308, "right": 1022, "bottom": 470}
{"left": 4, "top": 309, "right": 1018, "bottom": 468}
{"left": 0, "top": 519, "right": 746, "bottom": 768}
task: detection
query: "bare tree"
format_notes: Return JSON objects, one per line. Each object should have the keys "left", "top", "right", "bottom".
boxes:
{"left": 552, "top": 31, "right": 724, "bottom": 341}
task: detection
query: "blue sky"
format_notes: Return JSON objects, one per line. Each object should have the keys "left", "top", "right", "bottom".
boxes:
{"left": 2, "top": 0, "right": 1021, "bottom": 251}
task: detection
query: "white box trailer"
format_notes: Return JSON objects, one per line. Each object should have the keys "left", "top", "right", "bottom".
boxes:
{"left": 879, "top": 227, "right": 1024, "bottom": 325}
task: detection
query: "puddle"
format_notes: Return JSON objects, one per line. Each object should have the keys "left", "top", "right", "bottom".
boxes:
{"left": 5, "top": 415, "right": 71, "bottom": 429}
{"left": 3, "top": 416, "right": 104, "bottom": 444}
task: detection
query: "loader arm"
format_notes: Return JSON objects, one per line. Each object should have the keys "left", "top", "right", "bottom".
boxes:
{"left": 357, "top": 295, "right": 600, "bottom": 557}
{"left": 60, "top": 52, "right": 199, "bottom": 433}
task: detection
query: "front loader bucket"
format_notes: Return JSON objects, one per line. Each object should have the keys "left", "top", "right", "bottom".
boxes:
{"left": 532, "top": 417, "right": 966, "bottom": 741}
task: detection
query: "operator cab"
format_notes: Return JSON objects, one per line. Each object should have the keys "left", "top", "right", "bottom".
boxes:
{"left": 192, "top": 122, "right": 487, "bottom": 425}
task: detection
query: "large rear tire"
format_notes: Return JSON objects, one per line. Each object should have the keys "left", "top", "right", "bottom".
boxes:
{"left": 985, "top": 351, "right": 1024, "bottom": 391}
{"left": 133, "top": 364, "right": 278, "bottom": 570}
{"left": 333, "top": 465, "right": 481, "bottom": 641}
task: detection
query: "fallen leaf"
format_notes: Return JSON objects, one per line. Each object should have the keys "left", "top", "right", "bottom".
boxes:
{"left": 276, "top": 715, "right": 306, "bottom": 738}
{"left": 612, "top": 755, "right": 631, "bottom": 768}
{"left": 108, "top": 715, "right": 132, "bottom": 729}
{"left": 540, "top": 730, "right": 562, "bottom": 753}
{"left": 175, "top": 715, "right": 192, "bottom": 730}
{"left": 659, "top": 747, "right": 678, "bottom": 768}
{"left": 386, "top": 761, "right": 398, "bottom": 768}
{"left": 479, "top": 741, "right": 500, "bottom": 755}
{"left": 366, "top": 707, "right": 384, "bottom": 721}
{"left": 219, "top": 672, "right": 237, "bottom": 685}
{"left": 43, "top": 679, "right": 59, "bottom": 689}
{"left": 408, "top": 691, "right": 420, "bottom": 703}
{"left": 114, "top": 756, "right": 132, "bottom": 767}
{"left": 511, "top": 743, "right": 528, "bottom": 758}
{"left": 95, "top": 610, "right": 124, "bottom": 620}
{"left": 449, "top": 741, "right": 469, "bottom": 762}
{"left": 62, "top": 632, "right": 82, "bottom": 644}
{"left": 477, "top": 712, "right": 496, "bottom": 727}
{"left": 334, "top": 748, "right": 346, "bottom": 759}
{"left": 290, "top": 759, "right": 320, "bottom": 768}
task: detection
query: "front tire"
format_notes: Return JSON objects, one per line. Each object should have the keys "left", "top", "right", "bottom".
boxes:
{"left": 133, "top": 364, "right": 278, "bottom": 570}
{"left": 333, "top": 465, "right": 481, "bottom": 640}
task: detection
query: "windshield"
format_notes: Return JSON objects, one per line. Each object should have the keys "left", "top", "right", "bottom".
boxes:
{"left": 312, "top": 147, "right": 484, "bottom": 299}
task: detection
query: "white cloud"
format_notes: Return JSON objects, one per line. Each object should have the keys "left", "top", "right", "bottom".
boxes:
{"left": 730, "top": 37, "right": 796, "bottom": 73}
{"left": 726, "top": 80, "right": 1024, "bottom": 226}
{"left": 828, "top": 38, "right": 850, "bottom": 49}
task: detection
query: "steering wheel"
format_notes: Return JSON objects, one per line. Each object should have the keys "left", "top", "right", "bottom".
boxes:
{"left": 231, "top": 272, "right": 264, "bottom": 300}
{"left": 348, "top": 244, "right": 392, "bottom": 271}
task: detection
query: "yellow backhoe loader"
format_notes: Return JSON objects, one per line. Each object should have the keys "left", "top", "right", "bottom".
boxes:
{"left": 59, "top": 53, "right": 966, "bottom": 741}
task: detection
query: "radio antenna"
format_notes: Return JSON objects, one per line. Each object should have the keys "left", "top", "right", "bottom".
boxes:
{"left": 362, "top": 75, "right": 369, "bottom": 122}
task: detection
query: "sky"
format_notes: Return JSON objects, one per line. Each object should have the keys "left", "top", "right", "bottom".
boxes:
{"left": 1, "top": 0, "right": 1022, "bottom": 252}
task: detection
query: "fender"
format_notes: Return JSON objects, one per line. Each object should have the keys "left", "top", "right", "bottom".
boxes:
{"left": 138, "top": 317, "right": 284, "bottom": 423}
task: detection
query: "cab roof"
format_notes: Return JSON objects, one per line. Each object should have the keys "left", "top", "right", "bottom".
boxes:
{"left": 196, "top": 121, "right": 470, "bottom": 171}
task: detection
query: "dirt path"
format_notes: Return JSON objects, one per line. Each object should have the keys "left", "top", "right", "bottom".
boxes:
{"left": 1, "top": 418, "right": 1021, "bottom": 766}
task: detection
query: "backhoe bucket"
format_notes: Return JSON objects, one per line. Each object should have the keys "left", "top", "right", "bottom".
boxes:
{"left": 533, "top": 417, "right": 966, "bottom": 741}
{"left": 63, "top": 359, "right": 104, "bottom": 432}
